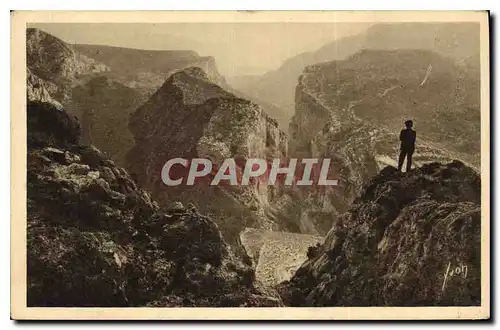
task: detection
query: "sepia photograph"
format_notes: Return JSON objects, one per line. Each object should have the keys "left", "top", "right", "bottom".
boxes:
{"left": 10, "top": 10, "right": 490, "bottom": 320}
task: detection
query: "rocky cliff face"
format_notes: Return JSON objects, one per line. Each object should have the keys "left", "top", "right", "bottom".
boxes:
{"left": 26, "top": 28, "right": 110, "bottom": 104}
{"left": 223, "top": 83, "right": 291, "bottom": 132}
{"left": 27, "top": 28, "right": 229, "bottom": 166}
{"left": 27, "top": 101, "right": 282, "bottom": 307}
{"left": 280, "top": 161, "right": 481, "bottom": 306}
{"left": 74, "top": 44, "right": 226, "bottom": 98}
{"left": 287, "top": 49, "right": 479, "bottom": 233}
{"left": 127, "top": 67, "right": 291, "bottom": 253}
{"left": 292, "top": 49, "right": 480, "bottom": 160}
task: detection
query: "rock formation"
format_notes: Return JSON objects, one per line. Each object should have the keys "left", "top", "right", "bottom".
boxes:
{"left": 280, "top": 161, "right": 481, "bottom": 306}
{"left": 127, "top": 67, "right": 292, "bottom": 253}
{"left": 27, "top": 101, "right": 283, "bottom": 307}
{"left": 26, "top": 28, "right": 110, "bottom": 104}
{"left": 25, "top": 25, "right": 483, "bottom": 309}
{"left": 292, "top": 49, "right": 480, "bottom": 162}
{"left": 287, "top": 49, "right": 479, "bottom": 234}
{"left": 26, "top": 28, "right": 230, "bottom": 166}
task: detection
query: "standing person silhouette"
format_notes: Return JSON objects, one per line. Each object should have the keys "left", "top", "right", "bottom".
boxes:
{"left": 398, "top": 120, "right": 416, "bottom": 172}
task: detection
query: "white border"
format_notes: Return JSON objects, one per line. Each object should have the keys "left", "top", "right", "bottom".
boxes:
{"left": 4, "top": 3, "right": 496, "bottom": 326}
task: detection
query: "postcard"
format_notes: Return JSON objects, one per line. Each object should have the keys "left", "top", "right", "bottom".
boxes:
{"left": 11, "top": 10, "right": 490, "bottom": 320}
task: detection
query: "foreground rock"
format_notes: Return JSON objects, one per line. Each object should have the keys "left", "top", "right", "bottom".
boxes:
{"left": 27, "top": 101, "right": 282, "bottom": 307}
{"left": 280, "top": 162, "right": 481, "bottom": 306}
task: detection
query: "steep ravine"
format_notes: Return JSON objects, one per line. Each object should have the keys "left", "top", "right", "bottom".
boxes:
{"left": 26, "top": 28, "right": 482, "bottom": 307}
{"left": 126, "top": 67, "right": 294, "bottom": 256}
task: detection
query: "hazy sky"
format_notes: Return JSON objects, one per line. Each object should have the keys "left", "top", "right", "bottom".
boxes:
{"left": 31, "top": 23, "right": 371, "bottom": 76}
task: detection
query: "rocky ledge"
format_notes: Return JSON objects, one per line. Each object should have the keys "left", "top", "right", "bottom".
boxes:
{"left": 279, "top": 161, "right": 481, "bottom": 306}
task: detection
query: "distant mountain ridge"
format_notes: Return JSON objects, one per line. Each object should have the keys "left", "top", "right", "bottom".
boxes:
{"left": 26, "top": 28, "right": 228, "bottom": 165}
{"left": 73, "top": 43, "right": 288, "bottom": 130}
{"left": 229, "top": 22, "right": 480, "bottom": 126}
